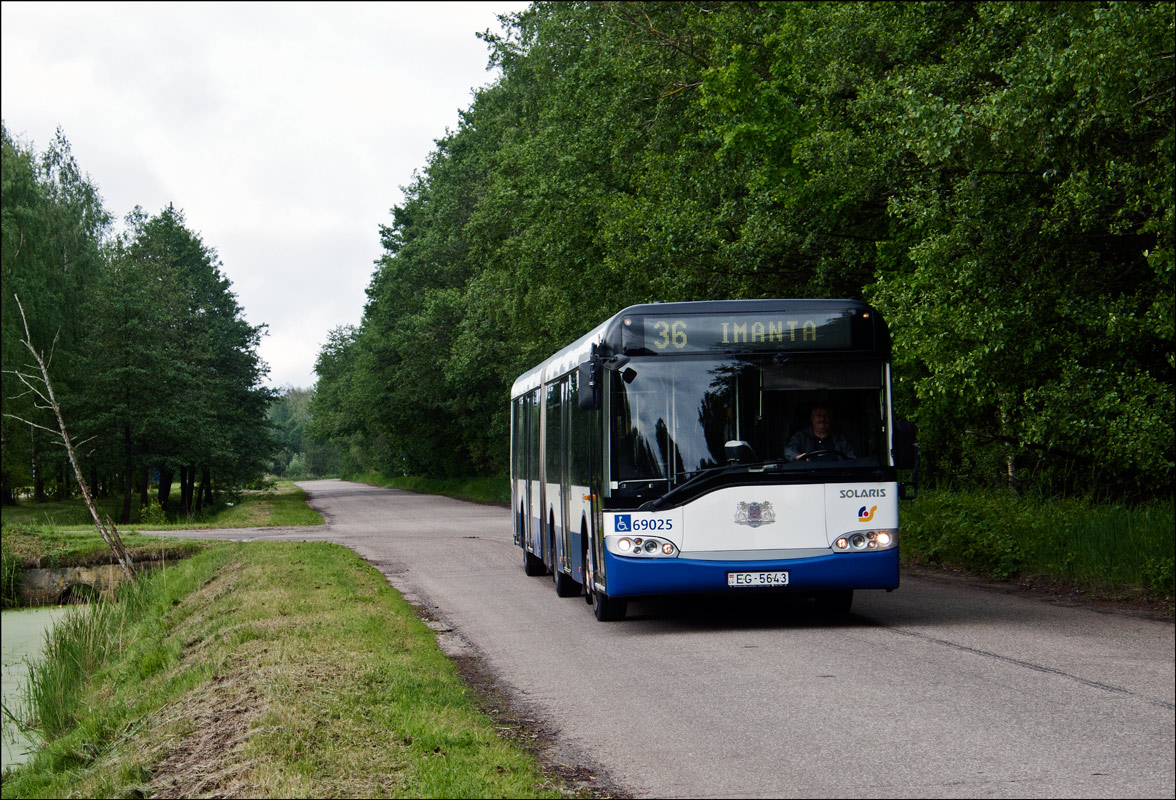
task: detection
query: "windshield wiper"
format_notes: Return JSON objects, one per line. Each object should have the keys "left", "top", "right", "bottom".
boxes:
{"left": 636, "top": 461, "right": 784, "bottom": 511}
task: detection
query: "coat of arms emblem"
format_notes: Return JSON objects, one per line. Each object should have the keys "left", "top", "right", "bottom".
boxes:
{"left": 734, "top": 501, "right": 776, "bottom": 528}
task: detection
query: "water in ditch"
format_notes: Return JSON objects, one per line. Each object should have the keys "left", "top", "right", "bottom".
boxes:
{"left": 2, "top": 606, "right": 68, "bottom": 771}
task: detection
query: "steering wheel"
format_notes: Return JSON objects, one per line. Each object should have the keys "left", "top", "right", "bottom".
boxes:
{"left": 799, "top": 449, "right": 847, "bottom": 462}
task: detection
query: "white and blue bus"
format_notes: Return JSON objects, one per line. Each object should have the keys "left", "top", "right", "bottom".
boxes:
{"left": 510, "top": 299, "right": 917, "bottom": 621}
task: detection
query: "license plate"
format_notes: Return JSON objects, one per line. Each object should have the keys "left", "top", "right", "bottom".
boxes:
{"left": 727, "top": 570, "right": 790, "bottom": 587}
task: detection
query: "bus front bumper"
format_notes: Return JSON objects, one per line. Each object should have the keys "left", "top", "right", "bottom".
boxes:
{"left": 601, "top": 548, "right": 899, "bottom": 597}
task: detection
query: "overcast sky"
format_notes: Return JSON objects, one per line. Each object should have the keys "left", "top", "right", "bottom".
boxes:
{"left": 2, "top": 0, "right": 530, "bottom": 389}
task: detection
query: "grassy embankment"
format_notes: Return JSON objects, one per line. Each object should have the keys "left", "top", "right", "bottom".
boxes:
{"left": 352, "top": 473, "right": 1175, "bottom": 606}
{"left": 1, "top": 540, "right": 563, "bottom": 798}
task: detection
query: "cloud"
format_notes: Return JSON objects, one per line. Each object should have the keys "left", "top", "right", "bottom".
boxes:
{"left": 2, "top": 1, "right": 528, "bottom": 389}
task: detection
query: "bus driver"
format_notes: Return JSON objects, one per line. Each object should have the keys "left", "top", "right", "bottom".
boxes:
{"left": 785, "top": 405, "right": 856, "bottom": 462}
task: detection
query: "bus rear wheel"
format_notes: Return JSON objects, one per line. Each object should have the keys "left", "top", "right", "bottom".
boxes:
{"left": 592, "top": 589, "right": 627, "bottom": 621}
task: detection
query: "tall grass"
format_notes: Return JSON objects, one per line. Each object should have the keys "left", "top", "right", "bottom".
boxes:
{"left": 16, "top": 573, "right": 157, "bottom": 744}
{"left": 2, "top": 542, "right": 21, "bottom": 608}
{"left": 901, "top": 490, "right": 1175, "bottom": 597}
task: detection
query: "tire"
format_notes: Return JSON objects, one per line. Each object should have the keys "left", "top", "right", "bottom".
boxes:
{"left": 523, "top": 543, "right": 546, "bottom": 576}
{"left": 813, "top": 589, "right": 853, "bottom": 616}
{"left": 592, "top": 588, "right": 628, "bottom": 621}
{"left": 554, "top": 568, "right": 580, "bottom": 597}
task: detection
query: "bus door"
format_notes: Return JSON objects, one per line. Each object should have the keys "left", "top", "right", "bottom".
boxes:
{"left": 567, "top": 367, "right": 593, "bottom": 586}
{"left": 558, "top": 377, "right": 572, "bottom": 573}
{"left": 528, "top": 388, "right": 542, "bottom": 557}
{"left": 544, "top": 380, "right": 563, "bottom": 570}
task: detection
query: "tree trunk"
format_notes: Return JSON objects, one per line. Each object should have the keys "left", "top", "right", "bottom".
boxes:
{"left": 196, "top": 467, "right": 212, "bottom": 512}
{"left": 180, "top": 465, "right": 194, "bottom": 514}
{"left": 121, "top": 423, "right": 134, "bottom": 523}
{"left": 998, "top": 390, "right": 1020, "bottom": 495}
{"left": 58, "top": 459, "right": 70, "bottom": 500}
{"left": 32, "top": 426, "right": 45, "bottom": 502}
{"left": 159, "top": 467, "right": 174, "bottom": 507}
{"left": 138, "top": 468, "right": 149, "bottom": 510}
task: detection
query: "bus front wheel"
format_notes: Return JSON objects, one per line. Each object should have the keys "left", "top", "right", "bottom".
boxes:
{"left": 813, "top": 589, "right": 853, "bottom": 615}
{"left": 592, "top": 589, "right": 627, "bottom": 621}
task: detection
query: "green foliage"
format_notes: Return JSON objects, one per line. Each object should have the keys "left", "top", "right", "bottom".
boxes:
{"left": 2, "top": 124, "right": 110, "bottom": 504}
{"left": 902, "top": 490, "right": 1175, "bottom": 596}
{"left": 309, "top": 2, "right": 1173, "bottom": 502}
{"left": 268, "top": 386, "right": 338, "bottom": 477}
{"left": 138, "top": 497, "right": 167, "bottom": 526}
{"left": 3, "top": 126, "right": 275, "bottom": 519}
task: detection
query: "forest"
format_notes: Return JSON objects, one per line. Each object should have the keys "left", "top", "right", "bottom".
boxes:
{"left": 309, "top": 1, "right": 1174, "bottom": 502}
{"left": 1, "top": 124, "right": 274, "bottom": 521}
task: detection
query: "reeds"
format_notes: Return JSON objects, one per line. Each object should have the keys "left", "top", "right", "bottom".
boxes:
{"left": 18, "top": 578, "right": 151, "bottom": 743}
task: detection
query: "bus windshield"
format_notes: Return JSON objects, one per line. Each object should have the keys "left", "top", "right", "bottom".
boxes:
{"left": 609, "top": 355, "right": 887, "bottom": 497}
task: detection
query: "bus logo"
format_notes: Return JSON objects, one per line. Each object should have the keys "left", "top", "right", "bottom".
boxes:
{"left": 615, "top": 515, "right": 632, "bottom": 532}
{"left": 858, "top": 505, "right": 877, "bottom": 522}
{"left": 735, "top": 501, "right": 776, "bottom": 528}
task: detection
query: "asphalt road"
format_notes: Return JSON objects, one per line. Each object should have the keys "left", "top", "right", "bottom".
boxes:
{"left": 157, "top": 479, "right": 1176, "bottom": 798}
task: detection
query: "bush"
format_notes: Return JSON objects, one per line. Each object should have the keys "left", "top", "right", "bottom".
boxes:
{"left": 138, "top": 497, "right": 167, "bottom": 526}
{"left": 902, "top": 490, "right": 1175, "bottom": 596}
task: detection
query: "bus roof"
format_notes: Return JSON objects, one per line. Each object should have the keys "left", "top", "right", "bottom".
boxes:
{"left": 510, "top": 299, "right": 888, "bottom": 398}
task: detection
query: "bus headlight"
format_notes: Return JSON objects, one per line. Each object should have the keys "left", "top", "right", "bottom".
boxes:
{"left": 833, "top": 530, "right": 897, "bottom": 552}
{"left": 605, "top": 535, "right": 678, "bottom": 558}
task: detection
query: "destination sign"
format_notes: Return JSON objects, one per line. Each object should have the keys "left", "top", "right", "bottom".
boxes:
{"left": 623, "top": 311, "right": 852, "bottom": 353}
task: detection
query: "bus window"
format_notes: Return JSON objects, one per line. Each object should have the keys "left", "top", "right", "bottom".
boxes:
{"left": 610, "top": 355, "right": 887, "bottom": 501}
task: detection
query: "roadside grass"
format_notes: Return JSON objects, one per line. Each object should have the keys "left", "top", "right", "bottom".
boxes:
{"left": 0, "top": 480, "right": 323, "bottom": 534}
{"left": 1, "top": 525, "right": 202, "bottom": 609}
{"left": 1, "top": 482, "right": 320, "bottom": 607}
{"left": 0, "top": 495, "right": 125, "bottom": 529}
{"left": 0, "top": 526, "right": 202, "bottom": 570}
{"left": 352, "top": 473, "right": 510, "bottom": 506}
{"left": 197, "top": 481, "right": 324, "bottom": 528}
{"left": 1, "top": 541, "right": 563, "bottom": 798}
{"left": 901, "top": 489, "right": 1175, "bottom": 601}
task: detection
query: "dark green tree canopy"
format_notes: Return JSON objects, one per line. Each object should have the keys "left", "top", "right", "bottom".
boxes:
{"left": 308, "top": 1, "right": 1173, "bottom": 498}
{"left": 3, "top": 126, "right": 275, "bottom": 514}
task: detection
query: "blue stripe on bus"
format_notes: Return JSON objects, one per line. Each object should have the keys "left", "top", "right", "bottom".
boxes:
{"left": 602, "top": 549, "right": 899, "bottom": 597}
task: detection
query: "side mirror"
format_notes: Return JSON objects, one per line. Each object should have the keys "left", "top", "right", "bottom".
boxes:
{"left": 892, "top": 421, "right": 917, "bottom": 470}
{"left": 577, "top": 361, "right": 600, "bottom": 411}
{"left": 893, "top": 420, "right": 919, "bottom": 500}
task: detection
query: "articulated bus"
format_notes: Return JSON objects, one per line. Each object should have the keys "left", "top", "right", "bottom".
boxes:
{"left": 510, "top": 299, "right": 917, "bottom": 621}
